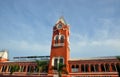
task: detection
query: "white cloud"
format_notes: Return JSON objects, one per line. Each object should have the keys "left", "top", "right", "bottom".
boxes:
{"left": 70, "top": 18, "right": 120, "bottom": 58}
{"left": 70, "top": 37, "right": 120, "bottom": 58}
{"left": 0, "top": 40, "right": 50, "bottom": 53}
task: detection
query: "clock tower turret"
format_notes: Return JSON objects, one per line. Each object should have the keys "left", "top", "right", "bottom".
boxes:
{"left": 48, "top": 17, "right": 70, "bottom": 75}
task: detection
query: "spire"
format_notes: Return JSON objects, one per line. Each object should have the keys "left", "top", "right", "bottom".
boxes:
{"left": 56, "top": 16, "right": 67, "bottom": 25}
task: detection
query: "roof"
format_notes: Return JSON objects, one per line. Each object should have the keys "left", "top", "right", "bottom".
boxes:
{"left": 69, "top": 56, "right": 117, "bottom": 61}
{"left": 13, "top": 56, "right": 50, "bottom": 61}
{"left": 56, "top": 16, "right": 67, "bottom": 24}
{"left": 0, "top": 50, "right": 8, "bottom": 59}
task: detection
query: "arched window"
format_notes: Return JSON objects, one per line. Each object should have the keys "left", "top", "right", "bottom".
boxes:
{"left": 8, "top": 66, "right": 11, "bottom": 72}
{"left": 95, "top": 64, "right": 99, "bottom": 72}
{"left": 101, "top": 64, "right": 105, "bottom": 72}
{"left": 34, "top": 66, "right": 39, "bottom": 72}
{"left": 105, "top": 63, "right": 110, "bottom": 72}
{"left": 85, "top": 64, "right": 89, "bottom": 72}
{"left": 27, "top": 65, "right": 32, "bottom": 72}
{"left": 91, "top": 64, "right": 95, "bottom": 72}
{"left": 76, "top": 65, "right": 79, "bottom": 68}
{"left": 54, "top": 35, "right": 59, "bottom": 44}
{"left": 30, "top": 66, "right": 34, "bottom": 72}
{"left": 71, "top": 65, "right": 79, "bottom": 72}
{"left": 71, "top": 65, "right": 75, "bottom": 72}
{"left": 72, "top": 65, "right": 75, "bottom": 68}
{"left": 76, "top": 65, "right": 79, "bottom": 72}
{"left": 116, "top": 63, "right": 120, "bottom": 72}
{"left": 2, "top": 65, "right": 7, "bottom": 72}
{"left": 60, "top": 35, "right": 64, "bottom": 43}
{"left": 23, "top": 66, "right": 26, "bottom": 72}
{"left": 111, "top": 63, "right": 117, "bottom": 72}
{"left": 1, "top": 66, "right": 4, "bottom": 72}
{"left": 81, "top": 64, "right": 85, "bottom": 72}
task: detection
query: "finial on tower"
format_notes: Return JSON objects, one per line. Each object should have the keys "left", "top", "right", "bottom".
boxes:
{"left": 56, "top": 16, "right": 67, "bottom": 25}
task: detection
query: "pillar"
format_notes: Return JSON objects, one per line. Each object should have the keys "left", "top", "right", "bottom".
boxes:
{"left": 98, "top": 64, "right": 101, "bottom": 72}
{"left": 88, "top": 64, "right": 91, "bottom": 72}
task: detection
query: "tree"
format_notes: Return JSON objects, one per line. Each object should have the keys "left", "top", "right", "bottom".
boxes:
{"left": 116, "top": 56, "right": 120, "bottom": 61}
{"left": 52, "top": 63, "right": 68, "bottom": 77}
{"left": 10, "top": 65, "right": 20, "bottom": 75}
{"left": 36, "top": 60, "right": 48, "bottom": 75}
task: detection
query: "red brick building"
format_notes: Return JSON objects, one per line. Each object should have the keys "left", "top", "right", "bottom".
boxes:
{"left": 0, "top": 17, "right": 120, "bottom": 77}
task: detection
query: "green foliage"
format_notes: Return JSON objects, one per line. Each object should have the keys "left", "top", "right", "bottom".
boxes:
{"left": 116, "top": 56, "right": 120, "bottom": 61}
{"left": 52, "top": 63, "right": 68, "bottom": 77}
{"left": 10, "top": 65, "right": 20, "bottom": 75}
{"left": 36, "top": 60, "right": 48, "bottom": 73}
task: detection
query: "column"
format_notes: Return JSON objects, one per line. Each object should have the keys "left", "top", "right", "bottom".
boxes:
{"left": 19, "top": 65, "right": 21, "bottom": 72}
{"left": 94, "top": 64, "right": 96, "bottom": 72}
{"left": 103, "top": 64, "right": 106, "bottom": 72}
{"left": 98, "top": 64, "right": 101, "bottom": 72}
{"left": 79, "top": 64, "right": 81, "bottom": 72}
{"left": 109, "top": 63, "right": 112, "bottom": 72}
{"left": 6, "top": 65, "right": 9, "bottom": 72}
{"left": 0, "top": 65, "right": 3, "bottom": 72}
{"left": 24, "top": 65, "right": 28, "bottom": 73}
{"left": 115, "top": 64, "right": 118, "bottom": 72}
{"left": 88, "top": 64, "right": 91, "bottom": 72}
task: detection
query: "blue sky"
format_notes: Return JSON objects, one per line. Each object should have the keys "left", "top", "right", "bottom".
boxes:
{"left": 0, "top": 0, "right": 120, "bottom": 60}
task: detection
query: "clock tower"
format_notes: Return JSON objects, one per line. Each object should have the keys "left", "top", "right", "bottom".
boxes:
{"left": 48, "top": 17, "right": 70, "bottom": 75}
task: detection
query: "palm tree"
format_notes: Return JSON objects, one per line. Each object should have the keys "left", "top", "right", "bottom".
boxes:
{"left": 52, "top": 63, "right": 68, "bottom": 77}
{"left": 36, "top": 60, "right": 48, "bottom": 75}
{"left": 10, "top": 65, "right": 20, "bottom": 75}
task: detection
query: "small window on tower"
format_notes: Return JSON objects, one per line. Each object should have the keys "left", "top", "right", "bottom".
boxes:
{"left": 55, "top": 35, "right": 59, "bottom": 44}
{"left": 60, "top": 35, "right": 64, "bottom": 43}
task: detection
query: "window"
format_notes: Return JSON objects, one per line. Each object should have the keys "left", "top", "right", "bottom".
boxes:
{"left": 116, "top": 63, "right": 120, "bottom": 72}
{"left": 34, "top": 66, "right": 39, "bottom": 72}
{"left": 23, "top": 66, "right": 26, "bottom": 72}
{"left": 105, "top": 63, "right": 110, "bottom": 72}
{"left": 91, "top": 64, "right": 95, "bottom": 72}
{"left": 71, "top": 65, "right": 79, "bottom": 72}
{"left": 81, "top": 64, "right": 85, "bottom": 72}
{"left": 101, "top": 64, "right": 105, "bottom": 72}
{"left": 71, "top": 65, "right": 75, "bottom": 72}
{"left": 60, "top": 35, "right": 64, "bottom": 43}
{"left": 85, "top": 64, "right": 89, "bottom": 72}
{"left": 95, "top": 64, "right": 99, "bottom": 72}
{"left": 54, "top": 35, "right": 59, "bottom": 44}
{"left": 27, "top": 65, "right": 32, "bottom": 72}
{"left": 20, "top": 66, "right": 26, "bottom": 72}
{"left": 2, "top": 66, "right": 7, "bottom": 72}
{"left": 8, "top": 66, "right": 11, "bottom": 72}
{"left": 111, "top": 63, "right": 117, "bottom": 72}
{"left": 76, "top": 65, "right": 79, "bottom": 72}
{"left": 52, "top": 57, "right": 64, "bottom": 70}
{"left": 28, "top": 66, "right": 34, "bottom": 72}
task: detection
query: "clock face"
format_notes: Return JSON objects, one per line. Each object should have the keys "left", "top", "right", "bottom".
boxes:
{"left": 57, "top": 24, "right": 62, "bottom": 29}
